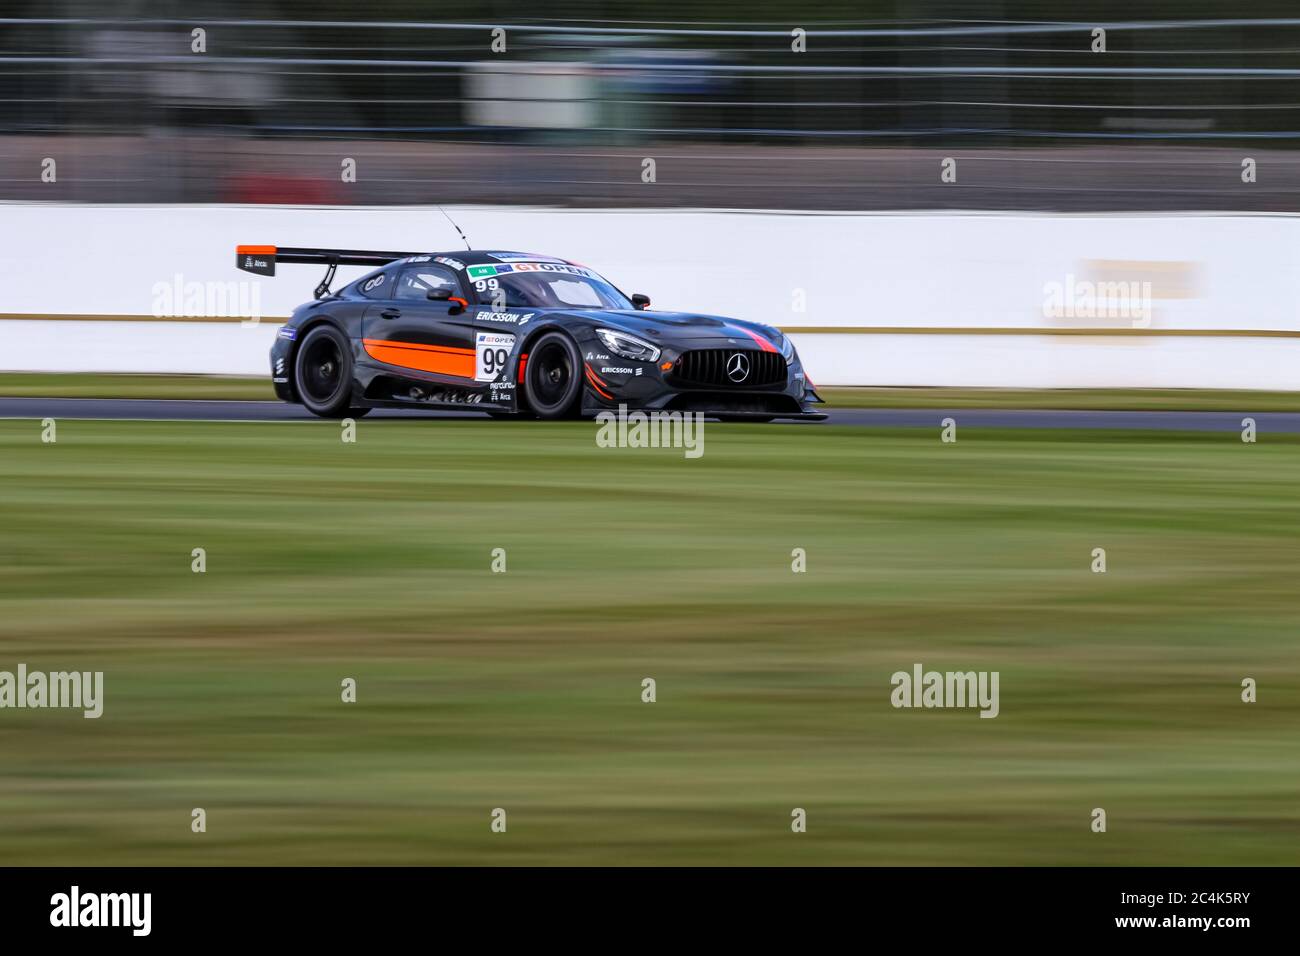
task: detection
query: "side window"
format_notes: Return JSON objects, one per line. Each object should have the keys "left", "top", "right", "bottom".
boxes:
{"left": 395, "top": 265, "right": 459, "bottom": 301}
{"left": 471, "top": 273, "right": 505, "bottom": 304}
{"left": 358, "top": 271, "right": 391, "bottom": 299}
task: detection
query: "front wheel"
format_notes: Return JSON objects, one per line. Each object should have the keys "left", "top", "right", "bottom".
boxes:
{"left": 294, "top": 325, "right": 356, "bottom": 418}
{"left": 522, "top": 332, "right": 582, "bottom": 419}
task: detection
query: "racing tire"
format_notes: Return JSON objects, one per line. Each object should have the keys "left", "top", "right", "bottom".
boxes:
{"left": 716, "top": 416, "right": 776, "bottom": 423}
{"left": 294, "top": 325, "right": 356, "bottom": 418}
{"left": 522, "top": 332, "right": 582, "bottom": 419}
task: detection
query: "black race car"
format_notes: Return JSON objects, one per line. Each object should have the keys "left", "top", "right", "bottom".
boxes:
{"left": 237, "top": 245, "right": 825, "bottom": 421}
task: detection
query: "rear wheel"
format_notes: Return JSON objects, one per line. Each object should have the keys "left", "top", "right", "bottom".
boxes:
{"left": 522, "top": 332, "right": 582, "bottom": 419}
{"left": 294, "top": 325, "right": 355, "bottom": 418}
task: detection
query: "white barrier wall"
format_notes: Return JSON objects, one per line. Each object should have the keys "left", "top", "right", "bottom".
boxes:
{"left": 2, "top": 203, "right": 1298, "bottom": 388}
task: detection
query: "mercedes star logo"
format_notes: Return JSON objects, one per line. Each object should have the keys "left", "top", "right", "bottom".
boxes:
{"left": 726, "top": 352, "right": 750, "bottom": 383}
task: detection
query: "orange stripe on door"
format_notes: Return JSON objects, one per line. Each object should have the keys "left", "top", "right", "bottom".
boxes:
{"left": 362, "top": 338, "right": 475, "bottom": 378}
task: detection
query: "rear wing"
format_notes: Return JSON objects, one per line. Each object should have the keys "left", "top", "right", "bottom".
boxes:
{"left": 235, "top": 244, "right": 425, "bottom": 299}
{"left": 235, "top": 245, "right": 423, "bottom": 276}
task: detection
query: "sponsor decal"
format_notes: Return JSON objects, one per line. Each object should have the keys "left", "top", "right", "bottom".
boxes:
{"left": 478, "top": 311, "right": 535, "bottom": 325}
{"left": 272, "top": 377, "right": 289, "bottom": 384}
{"left": 273, "top": 357, "right": 286, "bottom": 375}
{"left": 362, "top": 274, "right": 386, "bottom": 292}
{"left": 406, "top": 255, "right": 431, "bottom": 263}
{"left": 276, "top": 328, "right": 296, "bottom": 340}
{"left": 416, "top": 389, "right": 483, "bottom": 405}
{"left": 471, "top": 262, "right": 596, "bottom": 280}
{"left": 237, "top": 250, "right": 275, "bottom": 275}
{"left": 475, "top": 331, "right": 515, "bottom": 382}
{"left": 586, "top": 352, "right": 610, "bottom": 360}
{"left": 511, "top": 262, "right": 597, "bottom": 278}
{"left": 600, "top": 366, "right": 635, "bottom": 375}
{"left": 434, "top": 256, "right": 465, "bottom": 270}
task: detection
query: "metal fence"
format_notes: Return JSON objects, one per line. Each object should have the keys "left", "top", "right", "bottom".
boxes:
{"left": 3, "top": 6, "right": 1300, "bottom": 207}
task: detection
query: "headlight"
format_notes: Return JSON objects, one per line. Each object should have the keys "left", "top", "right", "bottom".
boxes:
{"left": 596, "top": 328, "right": 661, "bottom": 363}
{"left": 779, "top": 333, "right": 796, "bottom": 363}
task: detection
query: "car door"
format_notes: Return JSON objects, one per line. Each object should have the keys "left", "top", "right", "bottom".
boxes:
{"left": 360, "top": 263, "right": 477, "bottom": 382}
{"left": 464, "top": 267, "right": 542, "bottom": 400}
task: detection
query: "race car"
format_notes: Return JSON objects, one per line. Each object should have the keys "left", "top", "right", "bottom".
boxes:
{"left": 237, "top": 245, "right": 826, "bottom": 421}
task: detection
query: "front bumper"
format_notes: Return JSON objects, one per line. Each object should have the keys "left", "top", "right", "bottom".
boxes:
{"left": 269, "top": 331, "right": 296, "bottom": 401}
{"left": 578, "top": 341, "right": 823, "bottom": 421}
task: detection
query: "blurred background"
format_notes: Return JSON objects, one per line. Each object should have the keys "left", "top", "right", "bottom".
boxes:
{"left": 5, "top": 1, "right": 1300, "bottom": 209}
{"left": 3, "top": 4, "right": 1300, "bottom": 869}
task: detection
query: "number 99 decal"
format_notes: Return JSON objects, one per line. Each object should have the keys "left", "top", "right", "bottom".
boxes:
{"left": 474, "top": 277, "right": 500, "bottom": 293}
{"left": 475, "top": 331, "right": 515, "bottom": 382}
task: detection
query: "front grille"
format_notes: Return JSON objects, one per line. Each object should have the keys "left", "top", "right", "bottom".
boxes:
{"left": 673, "top": 349, "right": 786, "bottom": 388}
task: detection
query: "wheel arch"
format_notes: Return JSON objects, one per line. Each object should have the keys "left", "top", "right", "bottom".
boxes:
{"left": 517, "top": 319, "right": 596, "bottom": 381}
{"left": 515, "top": 322, "right": 577, "bottom": 412}
{"left": 283, "top": 313, "right": 352, "bottom": 403}
{"left": 517, "top": 325, "right": 588, "bottom": 418}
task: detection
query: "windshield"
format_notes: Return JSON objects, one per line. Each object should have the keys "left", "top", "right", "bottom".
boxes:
{"left": 466, "top": 262, "right": 632, "bottom": 310}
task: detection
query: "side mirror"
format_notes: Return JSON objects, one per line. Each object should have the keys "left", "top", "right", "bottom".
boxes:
{"left": 632, "top": 293, "right": 651, "bottom": 311}
{"left": 428, "top": 287, "right": 468, "bottom": 314}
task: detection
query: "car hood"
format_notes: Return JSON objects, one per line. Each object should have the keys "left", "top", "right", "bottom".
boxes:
{"left": 553, "top": 309, "right": 785, "bottom": 348}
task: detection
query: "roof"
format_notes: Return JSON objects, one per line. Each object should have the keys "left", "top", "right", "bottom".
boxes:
{"left": 416, "top": 251, "right": 577, "bottom": 267}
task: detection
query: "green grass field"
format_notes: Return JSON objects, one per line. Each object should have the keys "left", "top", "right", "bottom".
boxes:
{"left": 1, "top": 417, "right": 1297, "bottom": 865}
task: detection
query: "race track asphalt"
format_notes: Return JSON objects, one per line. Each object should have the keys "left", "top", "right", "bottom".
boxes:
{"left": 1, "top": 397, "right": 1297, "bottom": 432}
